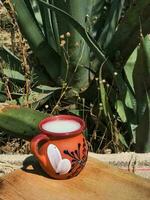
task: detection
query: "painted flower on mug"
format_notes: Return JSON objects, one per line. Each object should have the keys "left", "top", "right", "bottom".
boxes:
{"left": 47, "top": 144, "right": 71, "bottom": 175}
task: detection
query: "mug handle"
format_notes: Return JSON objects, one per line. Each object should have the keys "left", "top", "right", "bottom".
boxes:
{"left": 30, "top": 134, "right": 49, "bottom": 161}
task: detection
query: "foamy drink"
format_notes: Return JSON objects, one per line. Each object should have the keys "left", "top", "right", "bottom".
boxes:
{"left": 42, "top": 120, "right": 81, "bottom": 133}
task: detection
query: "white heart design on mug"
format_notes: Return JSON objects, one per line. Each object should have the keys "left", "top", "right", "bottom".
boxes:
{"left": 47, "top": 144, "right": 71, "bottom": 175}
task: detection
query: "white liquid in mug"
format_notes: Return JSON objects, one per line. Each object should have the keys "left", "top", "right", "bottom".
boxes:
{"left": 42, "top": 120, "right": 81, "bottom": 133}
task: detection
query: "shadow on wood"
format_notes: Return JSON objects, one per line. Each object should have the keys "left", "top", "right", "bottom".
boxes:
{"left": 0, "top": 156, "right": 150, "bottom": 200}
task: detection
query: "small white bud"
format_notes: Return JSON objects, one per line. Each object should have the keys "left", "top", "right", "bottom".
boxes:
{"left": 66, "top": 32, "right": 71, "bottom": 37}
{"left": 60, "top": 34, "right": 65, "bottom": 39}
{"left": 60, "top": 40, "right": 66, "bottom": 47}
{"left": 45, "top": 105, "right": 49, "bottom": 109}
{"left": 99, "top": 103, "right": 103, "bottom": 107}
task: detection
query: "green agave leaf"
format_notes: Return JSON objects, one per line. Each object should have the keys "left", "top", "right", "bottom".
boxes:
{"left": 98, "top": 0, "right": 125, "bottom": 49}
{"left": 0, "top": 45, "right": 50, "bottom": 86}
{"left": 38, "top": 0, "right": 59, "bottom": 52}
{"left": 18, "top": 91, "right": 52, "bottom": 109}
{"left": 123, "top": 89, "right": 137, "bottom": 140}
{"left": 124, "top": 89, "right": 136, "bottom": 112}
{"left": 3, "top": 68, "right": 25, "bottom": 82}
{"left": 90, "top": 0, "right": 106, "bottom": 36}
{"left": 12, "top": 0, "right": 44, "bottom": 49}
{"left": 133, "top": 35, "right": 150, "bottom": 122}
{"left": 25, "top": 0, "right": 43, "bottom": 28}
{"left": 30, "top": 64, "right": 52, "bottom": 86}
{"left": 107, "top": 1, "right": 150, "bottom": 65}
{"left": 26, "top": 0, "right": 60, "bottom": 52}
{"left": 136, "top": 91, "right": 150, "bottom": 153}
{"left": 31, "top": 85, "right": 61, "bottom": 109}
{"left": 0, "top": 83, "right": 7, "bottom": 102}
{"left": 0, "top": 77, "right": 22, "bottom": 102}
{"left": 9, "top": 85, "right": 60, "bottom": 108}
{"left": 69, "top": 109, "right": 80, "bottom": 116}
{"left": 124, "top": 48, "right": 137, "bottom": 92}
{"left": 133, "top": 35, "right": 150, "bottom": 153}
{"left": 100, "top": 82, "right": 110, "bottom": 117}
{"left": 118, "top": 133, "right": 128, "bottom": 148}
{"left": 12, "top": 0, "right": 61, "bottom": 81}
{"left": 115, "top": 100, "right": 127, "bottom": 123}
{"left": 124, "top": 48, "right": 137, "bottom": 114}
{"left": 0, "top": 46, "right": 22, "bottom": 72}
{"left": 99, "top": 66, "right": 112, "bottom": 117}
{"left": 0, "top": 105, "right": 48, "bottom": 139}
{"left": 34, "top": 85, "right": 61, "bottom": 93}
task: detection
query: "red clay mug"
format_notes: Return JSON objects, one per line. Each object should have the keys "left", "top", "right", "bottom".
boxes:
{"left": 30, "top": 115, "right": 88, "bottom": 179}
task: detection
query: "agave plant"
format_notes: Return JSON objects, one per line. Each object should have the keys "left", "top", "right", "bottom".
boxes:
{"left": 0, "top": 0, "right": 150, "bottom": 152}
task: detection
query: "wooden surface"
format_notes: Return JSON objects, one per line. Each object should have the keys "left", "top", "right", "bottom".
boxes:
{"left": 0, "top": 156, "right": 150, "bottom": 200}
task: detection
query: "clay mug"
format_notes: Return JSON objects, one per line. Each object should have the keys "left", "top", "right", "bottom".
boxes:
{"left": 30, "top": 115, "right": 88, "bottom": 179}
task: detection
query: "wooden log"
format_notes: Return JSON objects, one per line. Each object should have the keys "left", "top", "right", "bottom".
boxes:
{"left": 0, "top": 156, "right": 150, "bottom": 200}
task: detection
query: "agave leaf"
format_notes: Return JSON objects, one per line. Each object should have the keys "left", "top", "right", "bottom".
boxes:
{"left": 115, "top": 100, "right": 127, "bottom": 123}
{"left": 136, "top": 92, "right": 150, "bottom": 153}
{"left": 38, "top": 0, "right": 59, "bottom": 52}
{"left": 124, "top": 48, "right": 137, "bottom": 92}
{"left": 133, "top": 35, "right": 150, "bottom": 152}
{"left": 90, "top": 0, "right": 106, "bottom": 37}
{"left": 17, "top": 91, "right": 52, "bottom": 109}
{"left": 12, "top": 0, "right": 44, "bottom": 49}
{"left": 99, "top": 81, "right": 110, "bottom": 117}
{"left": 118, "top": 133, "right": 128, "bottom": 148}
{"left": 3, "top": 68, "right": 25, "bottom": 82}
{"left": 0, "top": 79, "right": 20, "bottom": 102}
{"left": 98, "top": 0, "right": 125, "bottom": 49}
{"left": 107, "top": 1, "right": 150, "bottom": 65}
{"left": 0, "top": 82, "right": 7, "bottom": 102}
{"left": 122, "top": 89, "right": 137, "bottom": 141}
{"left": 0, "top": 45, "right": 50, "bottom": 86}
{"left": 123, "top": 48, "right": 137, "bottom": 114}
{"left": 124, "top": 89, "right": 135, "bottom": 111}
{"left": 124, "top": 89, "right": 137, "bottom": 123}
{"left": 12, "top": 0, "right": 61, "bottom": 81}
{"left": 0, "top": 46, "right": 22, "bottom": 72}
{"left": 8, "top": 85, "right": 60, "bottom": 108}
{"left": 99, "top": 65, "right": 112, "bottom": 117}
{"left": 0, "top": 104, "right": 48, "bottom": 139}
{"left": 133, "top": 35, "right": 150, "bottom": 122}
{"left": 27, "top": 0, "right": 59, "bottom": 52}
{"left": 25, "top": 0, "right": 43, "bottom": 28}
{"left": 69, "top": 109, "right": 80, "bottom": 116}
{"left": 30, "top": 85, "right": 61, "bottom": 109}
{"left": 30, "top": 65, "right": 51, "bottom": 86}
{"left": 34, "top": 85, "right": 61, "bottom": 93}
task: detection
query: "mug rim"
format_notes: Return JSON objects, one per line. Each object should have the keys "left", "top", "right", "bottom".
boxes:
{"left": 39, "top": 115, "right": 86, "bottom": 138}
